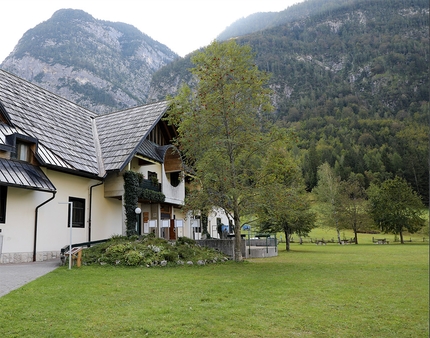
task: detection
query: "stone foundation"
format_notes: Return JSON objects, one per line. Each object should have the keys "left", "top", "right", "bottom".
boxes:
{"left": 0, "top": 251, "right": 60, "bottom": 264}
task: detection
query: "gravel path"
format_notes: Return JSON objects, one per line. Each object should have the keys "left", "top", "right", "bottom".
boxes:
{"left": 0, "top": 259, "right": 60, "bottom": 297}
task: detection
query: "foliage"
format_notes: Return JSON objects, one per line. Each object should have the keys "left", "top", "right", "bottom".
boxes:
{"left": 167, "top": 40, "right": 286, "bottom": 261}
{"left": 368, "top": 176, "right": 426, "bottom": 243}
{"left": 123, "top": 170, "right": 142, "bottom": 236}
{"left": 123, "top": 171, "right": 165, "bottom": 236}
{"left": 81, "top": 234, "right": 229, "bottom": 267}
{"left": 313, "top": 162, "right": 344, "bottom": 242}
{"left": 338, "top": 175, "right": 374, "bottom": 244}
{"left": 217, "top": 0, "right": 357, "bottom": 41}
{"left": 256, "top": 142, "right": 316, "bottom": 251}
{"left": 152, "top": 0, "right": 429, "bottom": 204}
{"left": 139, "top": 188, "right": 165, "bottom": 203}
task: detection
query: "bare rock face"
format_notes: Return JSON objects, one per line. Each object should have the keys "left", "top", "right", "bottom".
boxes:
{"left": 1, "top": 9, "right": 178, "bottom": 114}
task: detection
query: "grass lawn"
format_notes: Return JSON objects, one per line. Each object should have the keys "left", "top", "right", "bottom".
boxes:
{"left": 0, "top": 243, "right": 428, "bottom": 337}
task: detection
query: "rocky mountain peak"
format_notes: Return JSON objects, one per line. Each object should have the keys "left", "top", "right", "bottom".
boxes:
{"left": 1, "top": 8, "right": 178, "bottom": 114}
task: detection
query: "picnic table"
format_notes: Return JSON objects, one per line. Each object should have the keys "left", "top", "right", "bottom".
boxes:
{"left": 375, "top": 238, "right": 389, "bottom": 244}
{"left": 315, "top": 239, "right": 326, "bottom": 245}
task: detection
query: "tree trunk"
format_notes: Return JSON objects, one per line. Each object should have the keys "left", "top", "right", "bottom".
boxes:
{"left": 201, "top": 213, "right": 210, "bottom": 238}
{"left": 285, "top": 229, "right": 290, "bottom": 252}
{"left": 336, "top": 222, "right": 341, "bottom": 244}
{"left": 233, "top": 212, "right": 243, "bottom": 261}
{"left": 353, "top": 222, "right": 358, "bottom": 244}
{"left": 399, "top": 230, "right": 404, "bottom": 244}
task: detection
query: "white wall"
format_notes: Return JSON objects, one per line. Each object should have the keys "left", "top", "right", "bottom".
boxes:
{"left": 208, "top": 208, "right": 232, "bottom": 239}
{"left": 1, "top": 187, "right": 40, "bottom": 253}
{"left": 1, "top": 169, "right": 124, "bottom": 259}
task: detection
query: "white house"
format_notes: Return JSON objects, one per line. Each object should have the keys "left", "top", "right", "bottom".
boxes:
{"left": 0, "top": 69, "right": 197, "bottom": 263}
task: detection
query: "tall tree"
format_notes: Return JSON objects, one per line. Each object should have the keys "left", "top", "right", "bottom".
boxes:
{"left": 256, "top": 143, "right": 316, "bottom": 251}
{"left": 313, "top": 162, "right": 343, "bottom": 243}
{"left": 338, "top": 175, "right": 372, "bottom": 244}
{"left": 167, "top": 40, "right": 282, "bottom": 261}
{"left": 368, "top": 177, "right": 426, "bottom": 244}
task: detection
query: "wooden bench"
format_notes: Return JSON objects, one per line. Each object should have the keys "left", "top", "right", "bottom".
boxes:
{"left": 64, "top": 247, "right": 83, "bottom": 267}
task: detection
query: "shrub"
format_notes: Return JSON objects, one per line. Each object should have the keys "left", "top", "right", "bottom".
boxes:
{"left": 81, "top": 235, "right": 229, "bottom": 267}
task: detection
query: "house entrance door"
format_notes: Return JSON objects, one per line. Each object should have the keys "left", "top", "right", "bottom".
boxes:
{"left": 169, "top": 219, "right": 176, "bottom": 240}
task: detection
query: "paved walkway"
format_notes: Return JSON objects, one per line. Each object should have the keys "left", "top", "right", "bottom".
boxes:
{"left": 0, "top": 259, "right": 60, "bottom": 297}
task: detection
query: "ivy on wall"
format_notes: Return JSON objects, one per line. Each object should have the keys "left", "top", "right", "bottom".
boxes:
{"left": 123, "top": 170, "right": 166, "bottom": 236}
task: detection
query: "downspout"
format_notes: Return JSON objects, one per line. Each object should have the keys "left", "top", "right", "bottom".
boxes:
{"left": 88, "top": 181, "right": 103, "bottom": 244}
{"left": 33, "top": 191, "right": 57, "bottom": 262}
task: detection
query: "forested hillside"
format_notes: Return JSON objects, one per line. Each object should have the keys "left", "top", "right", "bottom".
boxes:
{"left": 217, "top": 0, "right": 355, "bottom": 41}
{"left": 149, "top": 0, "right": 429, "bottom": 203}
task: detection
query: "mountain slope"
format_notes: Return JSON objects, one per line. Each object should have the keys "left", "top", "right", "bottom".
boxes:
{"left": 1, "top": 9, "right": 178, "bottom": 113}
{"left": 149, "top": 0, "right": 429, "bottom": 202}
{"left": 216, "top": 0, "right": 356, "bottom": 41}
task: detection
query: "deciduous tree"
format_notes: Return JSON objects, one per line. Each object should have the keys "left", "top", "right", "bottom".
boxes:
{"left": 256, "top": 144, "right": 316, "bottom": 251}
{"left": 338, "top": 175, "right": 373, "bottom": 244}
{"left": 167, "top": 40, "right": 283, "bottom": 261}
{"left": 368, "top": 177, "right": 426, "bottom": 243}
{"left": 313, "top": 162, "right": 343, "bottom": 243}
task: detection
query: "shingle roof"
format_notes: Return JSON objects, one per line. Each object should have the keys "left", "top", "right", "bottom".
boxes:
{"left": 0, "top": 69, "right": 170, "bottom": 177}
{"left": 95, "top": 101, "right": 169, "bottom": 171}
{"left": 0, "top": 69, "right": 99, "bottom": 175}
{"left": 0, "top": 124, "right": 74, "bottom": 170}
{"left": 0, "top": 158, "right": 56, "bottom": 192}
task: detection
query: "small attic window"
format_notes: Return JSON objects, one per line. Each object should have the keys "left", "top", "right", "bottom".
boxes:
{"left": 7, "top": 133, "right": 37, "bottom": 163}
{"left": 16, "top": 142, "right": 31, "bottom": 162}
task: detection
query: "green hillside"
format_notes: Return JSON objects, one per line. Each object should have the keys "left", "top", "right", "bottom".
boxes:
{"left": 150, "top": 0, "right": 429, "bottom": 203}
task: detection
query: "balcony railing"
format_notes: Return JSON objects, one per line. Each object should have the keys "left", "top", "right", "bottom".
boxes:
{"left": 140, "top": 179, "right": 161, "bottom": 192}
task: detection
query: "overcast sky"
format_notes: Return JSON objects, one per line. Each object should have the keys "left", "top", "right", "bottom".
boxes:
{"left": 1, "top": 0, "right": 305, "bottom": 62}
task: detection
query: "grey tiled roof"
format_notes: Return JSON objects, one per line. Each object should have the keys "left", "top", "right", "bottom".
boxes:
{"left": 0, "top": 158, "right": 56, "bottom": 192}
{"left": 95, "top": 101, "right": 169, "bottom": 171}
{"left": 0, "top": 69, "right": 170, "bottom": 177}
{"left": 0, "top": 124, "right": 74, "bottom": 170}
{"left": 0, "top": 69, "right": 99, "bottom": 175}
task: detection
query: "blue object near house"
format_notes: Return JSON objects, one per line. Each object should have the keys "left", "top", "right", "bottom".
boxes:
{"left": 221, "top": 225, "right": 229, "bottom": 232}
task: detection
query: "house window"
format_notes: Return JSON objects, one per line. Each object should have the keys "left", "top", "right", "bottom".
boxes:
{"left": 14, "top": 142, "right": 31, "bottom": 162}
{"left": 0, "top": 186, "right": 7, "bottom": 223}
{"left": 68, "top": 197, "right": 85, "bottom": 228}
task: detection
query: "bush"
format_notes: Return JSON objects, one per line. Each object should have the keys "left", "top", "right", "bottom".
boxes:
{"left": 81, "top": 235, "right": 229, "bottom": 267}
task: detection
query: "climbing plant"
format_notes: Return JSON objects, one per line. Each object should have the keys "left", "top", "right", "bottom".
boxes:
{"left": 123, "top": 170, "right": 166, "bottom": 236}
{"left": 123, "top": 171, "right": 142, "bottom": 236}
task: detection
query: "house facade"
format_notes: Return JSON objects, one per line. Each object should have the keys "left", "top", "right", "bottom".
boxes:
{"left": 0, "top": 69, "right": 196, "bottom": 263}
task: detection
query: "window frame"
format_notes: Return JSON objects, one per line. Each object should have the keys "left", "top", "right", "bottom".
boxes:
{"left": 68, "top": 197, "right": 85, "bottom": 228}
{"left": 16, "top": 142, "right": 31, "bottom": 162}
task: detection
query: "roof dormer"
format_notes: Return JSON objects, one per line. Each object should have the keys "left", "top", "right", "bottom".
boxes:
{"left": 5, "top": 133, "right": 40, "bottom": 165}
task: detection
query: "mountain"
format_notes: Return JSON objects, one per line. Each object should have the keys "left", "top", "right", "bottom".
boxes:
{"left": 216, "top": 0, "right": 355, "bottom": 41}
{"left": 0, "top": 9, "right": 178, "bottom": 114}
{"left": 148, "top": 0, "right": 429, "bottom": 203}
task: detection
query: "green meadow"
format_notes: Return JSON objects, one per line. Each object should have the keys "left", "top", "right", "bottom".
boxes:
{"left": 1, "top": 240, "right": 428, "bottom": 337}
